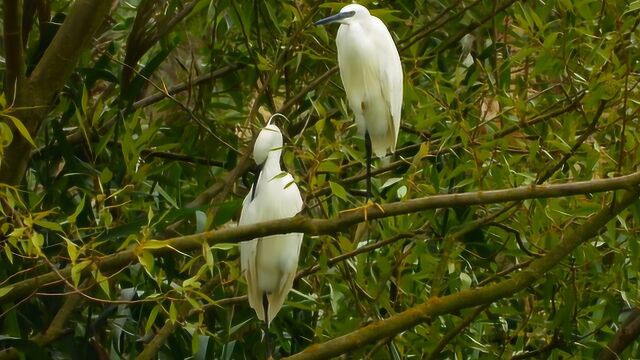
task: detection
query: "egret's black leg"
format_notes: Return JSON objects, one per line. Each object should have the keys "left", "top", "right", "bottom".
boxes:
{"left": 262, "top": 293, "right": 272, "bottom": 359}
{"left": 365, "top": 131, "right": 372, "bottom": 202}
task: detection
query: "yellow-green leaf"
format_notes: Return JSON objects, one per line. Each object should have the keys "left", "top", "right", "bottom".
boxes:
{"left": 71, "top": 260, "right": 91, "bottom": 287}
{"left": 94, "top": 270, "right": 110, "bottom": 296}
{"left": 34, "top": 219, "right": 63, "bottom": 232}
{"left": 3, "top": 244, "right": 13, "bottom": 264}
{"left": 68, "top": 196, "right": 85, "bottom": 224}
{"left": 203, "top": 243, "right": 214, "bottom": 275}
{"left": 64, "top": 238, "right": 79, "bottom": 263}
{"left": 30, "top": 232, "right": 44, "bottom": 255}
{"left": 3, "top": 114, "right": 36, "bottom": 147}
{"left": 141, "top": 240, "right": 168, "bottom": 250}
{"left": 145, "top": 304, "right": 161, "bottom": 334}
{"left": 138, "top": 250, "right": 155, "bottom": 275}
{"left": 169, "top": 301, "right": 178, "bottom": 324}
{"left": 329, "top": 181, "right": 349, "bottom": 201}
{"left": 0, "top": 285, "right": 14, "bottom": 298}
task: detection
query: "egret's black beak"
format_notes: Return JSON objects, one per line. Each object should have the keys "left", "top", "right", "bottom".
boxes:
{"left": 314, "top": 11, "right": 355, "bottom": 26}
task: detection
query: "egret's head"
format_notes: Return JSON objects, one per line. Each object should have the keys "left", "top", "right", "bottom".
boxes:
{"left": 315, "top": 4, "right": 369, "bottom": 26}
{"left": 253, "top": 123, "right": 283, "bottom": 166}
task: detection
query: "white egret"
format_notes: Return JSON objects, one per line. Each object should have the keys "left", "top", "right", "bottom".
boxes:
{"left": 239, "top": 120, "right": 303, "bottom": 330}
{"left": 316, "top": 3, "right": 403, "bottom": 200}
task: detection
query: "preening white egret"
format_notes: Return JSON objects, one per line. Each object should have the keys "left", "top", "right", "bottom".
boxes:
{"left": 239, "top": 121, "right": 303, "bottom": 330}
{"left": 316, "top": 3, "right": 403, "bottom": 200}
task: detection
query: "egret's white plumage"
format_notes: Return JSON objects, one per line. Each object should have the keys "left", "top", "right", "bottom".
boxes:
{"left": 239, "top": 123, "right": 303, "bottom": 326}
{"left": 317, "top": 4, "right": 403, "bottom": 157}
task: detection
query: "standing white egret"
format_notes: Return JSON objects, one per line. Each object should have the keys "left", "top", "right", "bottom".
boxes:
{"left": 239, "top": 120, "right": 303, "bottom": 331}
{"left": 315, "top": 3, "right": 403, "bottom": 200}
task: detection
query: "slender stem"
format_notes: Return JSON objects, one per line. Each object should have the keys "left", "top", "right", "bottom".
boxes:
{"left": 131, "top": 63, "right": 245, "bottom": 109}
{"left": 426, "top": 304, "right": 490, "bottom": 359}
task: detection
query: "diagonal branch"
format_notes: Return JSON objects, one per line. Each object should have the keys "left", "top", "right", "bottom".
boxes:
{"left": 597, "top": 308, "right": 640, "bottom": 360}
{"left": 131, "top": 63, "right": 245, "bottom": 109}
{"left": 426, "top": 304, "right": 490, "bottom": 359}
{"left": 1, "top": 171, "right": 639, "bottom": 306}
{"left": 28, "top": 0, "right": 111, "bottom": 99}
{"left": 282, "top": 188, "right": 640, "bottom": 360}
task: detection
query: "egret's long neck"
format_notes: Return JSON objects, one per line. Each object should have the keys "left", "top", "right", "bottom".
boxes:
{"left": 261, "top": 150, "right": 282, "bottom": 177}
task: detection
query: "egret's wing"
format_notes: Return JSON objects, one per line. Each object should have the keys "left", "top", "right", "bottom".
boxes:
{"left": 371, "top": 17, "right": 403, "bottom": 152}
{"left": 279, "top": 174, "right": 303, "bottom": 215}
{"left": 263, "top": 174, "right": 304, "bottom": 325}
{"left": 266, "top": 231, "right": 304, "bottom": 325}
{"left": 238, "top": 189, "right": 265, "bottom": 321}
{"left": 336, "top": 24, "right": 370, "bottom": 137}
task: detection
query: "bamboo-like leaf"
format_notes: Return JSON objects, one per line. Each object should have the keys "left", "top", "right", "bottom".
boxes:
{"left": 2, "top": 115, "right": 36, "bottom": 147}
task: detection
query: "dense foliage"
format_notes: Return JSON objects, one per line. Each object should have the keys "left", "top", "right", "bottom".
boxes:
{"left": 1, "top": 0, "right": 639, "bottom": 359}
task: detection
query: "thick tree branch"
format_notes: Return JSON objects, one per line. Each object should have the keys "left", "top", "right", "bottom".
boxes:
{"left": 3, "top": 0, "right": 25, "bottom": 99}
{"left": 282, "top": 188, "right": 640, "bottom": 360}
{"left": 0, "top": 0, "right": 111, "bottom": 186}
{"left": 28, "top": 0, "right": 111, "bottom": 98}
{"left": 1, "top": 171, "right": 639, "bottom": 305}
{"left": 597, "top": 308, "right": 640, "bottom": 360}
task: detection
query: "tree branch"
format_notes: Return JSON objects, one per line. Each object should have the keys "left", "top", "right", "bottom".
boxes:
{"left": 136, "top": 281, "right": 218, "bottom": 360}
{"left": 3, "top": 0, "right": 25, "bottom": 99}
{"left": 194, "top": 232, "right": 416, "bottom": 312}
{"left": 0, "top": 0, "right": 112, "bottom": 186}
{"left": 29, "top": 0, "right": 111, "bottom": 98}
{"left": 1, "top": 171, "right": 639, "bottom": 305}
{"left": 136, "top": 320, "right": 177, "bottom": 360}
{"left": 426, "top": 304, "right": 490, "bottom": 359}
{"left": 510, "top": 331, "right": 563, "bottom": 359}
{"left": 597, "top": 308, "right": 640, "bottom": 360}
{"left": 131, "top": 63, "right": 245, "bottom": 110}
{"left": 0, "top": 286, "right": 84, "bottom": 360}
{"left": 282, "top": 188, "right": 640, "bottom": 360}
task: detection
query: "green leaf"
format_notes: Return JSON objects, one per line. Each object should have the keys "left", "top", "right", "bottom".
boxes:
{"left": 94, "top": 270, "right": 110, "bottom": 296}
{"left": 3, "top": 114, "right": 36, "bottom": 147}
{"left": 29, "top": 232, "right": 44, "bottom": 255}
{"left": 0, "top": 286, "right": 14, "bottom": 298}
{"left": 141, "top": 240, "right": 168, "bottom": 250}
{"left": 329, "top": 181, "right": 349, "bottom": 201}
{"left": 145, "top": 304, "right": 161, "bottom": 334}
{"left": 203, "top": 243, "right": 214, "bottom": 274}
{"left": 68, "top": 196, "right": 86, "bottom": 224}
{"left": 169, "top": 301, "right": 178, "bottom": 324}
{"left": 138, "top": 250, "right": 155, "bottom": 275}
{"left": 71, "top": 260, "right": 91, "bottom": 287}
{"left": 3, "top": 244, "right": 13, "bottom": 264}
{"left": 34, "top": 219, "right": 63, "bottom": 232}
{"left": 64, "top": 238, "right": 79, "bottom": 263}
